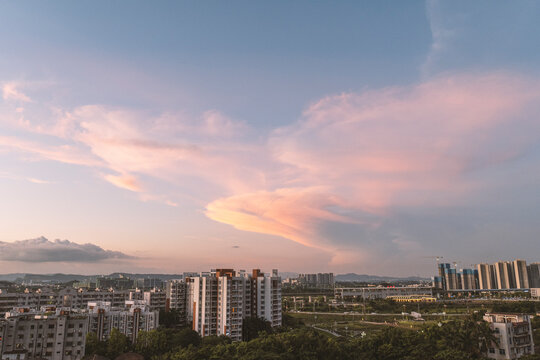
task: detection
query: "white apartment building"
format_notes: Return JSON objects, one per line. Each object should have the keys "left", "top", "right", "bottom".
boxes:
{"left": 251, "top": 269, "right": 282, "bottom": 328}
{"left": 142, "top": 290, "right": 166, "bottom": 311}
{"left": 186, "top": 269, "right": 281, "bottom": 341}
{"left": 0, "top": 307, "right": 88, "bottom": 360}
{"left": 87, "top": 301, "right": 158, "bottom": 344}
{"left": 484, "top": 313, "right": 535, "bottom": 360}
{"left": 0, "top": 288, "right": 168, "bottom": 319}
{"left": 0, "top": 301, "right": 159, "bottom": 360}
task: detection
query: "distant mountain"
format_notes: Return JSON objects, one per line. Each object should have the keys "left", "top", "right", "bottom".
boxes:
{"left": 0, "top": 273, "right": 184, "bottom": 284}
{"left": 0, "top": 272, "right": 427, "bottom": 284}
{"left": 335, "top": 273, "right": 428, "bottom": 282}
{"left": 0, "top": 273, "right": 28, "bottom": 282}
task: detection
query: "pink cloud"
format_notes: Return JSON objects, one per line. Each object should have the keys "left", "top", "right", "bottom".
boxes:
{"left": 0, "top": 135, "right": 104, "bottom": 167}
{"left": 206, "top": 187, "right": 352, "bottom": 248}
{"left": 2, "top": 72, "right": 540, "bottom": 267}
{"left": 2, "top": 83, "right": 31, "bottom": 103}
{"left": 103, "top": 173, "right": 142, "bottom": 192}
{"left": 206, "top": 72, "right": 540, "bottom": 258}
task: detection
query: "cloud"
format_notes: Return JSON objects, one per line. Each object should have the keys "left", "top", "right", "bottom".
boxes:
{"left": 0, "top": 102, "right": 265, "bottom": 200}
{"left": 0, "top": 237, "right": 134, "bottom": 262}
{"left": 0, "top": 135, "right": 105, "bottom": 167}
{"left": 206, "top": 72, "right": 540, "bottom": 262}
{"left": 2, "top": 72, "right": 540, "bottom": 268}
{"left": 2, "top": 83, "right": 31, "bottom": 102}
{"left": 103, "top": 173, "right": 142, "bottom": 192}
{"left": 206, "top": 187, "right": 353, "bottom": 248}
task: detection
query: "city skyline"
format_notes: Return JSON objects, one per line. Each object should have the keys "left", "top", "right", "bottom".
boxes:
{"left": 2, "top": 1, "right": 540, "bottom": 276}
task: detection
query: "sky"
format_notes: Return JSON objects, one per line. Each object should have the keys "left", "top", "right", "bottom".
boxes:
{"left": 1, "top": 1, "right": 540, "bottom": 276}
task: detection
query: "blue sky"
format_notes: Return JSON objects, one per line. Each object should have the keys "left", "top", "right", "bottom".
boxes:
{"left": 1, "top": 1, "right": 540, "bottom": 275}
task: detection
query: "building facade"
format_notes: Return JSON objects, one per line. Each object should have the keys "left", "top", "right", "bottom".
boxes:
{"left": 513, "top": 260, "right": 529, "bottom": 289}
{"left": 484, "top": 313, "right": 535, "bottom": 360}
{"left": 0, "top": 307, "right": 87, "bottom": 360}
{"left": 186, "top": 269, "right": 281, "bottom": 341}
{"left": 165, "top": 280, "right": 187, "bottom": 325}
{"left": 87, "top": 301, "right": 159, "bottom": 344}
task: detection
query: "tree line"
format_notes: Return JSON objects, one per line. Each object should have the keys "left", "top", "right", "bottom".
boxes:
{"left": 83, "top": 313, "right": 540, "bottom": 360}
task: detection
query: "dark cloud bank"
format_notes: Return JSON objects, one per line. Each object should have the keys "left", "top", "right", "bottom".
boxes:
{"left": 0, "top": 237, "right": 133, "bottom": 262}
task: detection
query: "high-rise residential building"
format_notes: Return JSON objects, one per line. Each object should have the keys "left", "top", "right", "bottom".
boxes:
{"left": 251, "top": 269, "right": 282, "bottom": 327}
{"left": 436, "top": 259, "right": 538, "bottom": 291}
{"left": 513, "top": 260, "right": 530, "bottom": 289}
{"left": 297, "top": 273, "right": 334, "bottom": 288}
{"left": 460, "top": 269, "right": 477, "bottom": 290}
{"left": 186, "top": 269, "right": 281, "bottom": 341}
{"left": 165, "top": 280, "right": 187, "bottom": 325}
{"left": 444, "top": 268, "right": 459, "bottom": 290}
{"left": 432, "top": 276, "right": 443, "bottom": 289}
{"left": 495, "top": 262, "right": 516, "bottom": 290}
{"left": 477, "top": 263, "right": 497, "bottom": 290}
{"left": 438, "top": 263, "right": 451, "bottom": 290}
{"left": 484, "top": 313, "right": 535, "bottom": 359}
{"left": 187, "top": 269, "right": 250, "bottom": 340}
{"left": 527, "top": 263, "right": 540, "bottom": 288}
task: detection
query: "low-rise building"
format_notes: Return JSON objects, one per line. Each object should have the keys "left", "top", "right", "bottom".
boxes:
{"left": 335, "top": 286, "right": 433, "bottom": 300}
{"left": 386, "top": 295, "right": 436, "bottom": 303}
{"left": 483, "top": 313, "right": 535, "bottom": 359}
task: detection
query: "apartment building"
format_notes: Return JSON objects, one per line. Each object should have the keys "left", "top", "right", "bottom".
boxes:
{"left": 495, "top": 262, "right": 516, "bottom": 290}
{"left": 0, "top": 307, "right": 87, "bottom": 360}
{"left": 527, "top": 263, "right": 540, "bottom": 288}
{"left": 251, "top": 269, "right": 281, "bottom": 327}
{"left": 186, "top": 269, "right": 281, "bottom": 341}
{"left": 436, "top": 259, "right": 539, "bottom": 292}
{"left": 484, "top": 313, "right": 535, "bottom": 359}
{"left": 87, "top": 301, "right": 159, "bottom": 344}
{"left": 297, "top": 273, "right": 334, "bottom": 288}
{"left": 165, "top": 280, "right": 187, "bottom": 325}
{"left": 0, "top": 300, "right": 159, "bottom": 360}
{"left": 460, "top": 269, "right": 478, "bottom": 290}
{"left": 1, "top": 288, "right": 167, "bottom": 319}
{"left": 142, "top": 290, "right": 166, "bottom": 311}
{"left": 477, "top": 263, "right": 497, "bottom": 290}
{"left": 513, "top": 260, "right": 529, "bottom": 289}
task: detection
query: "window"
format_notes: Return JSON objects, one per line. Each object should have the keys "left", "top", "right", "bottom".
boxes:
{"left": 499, "top": 349, "right": 506, "bottom": 355}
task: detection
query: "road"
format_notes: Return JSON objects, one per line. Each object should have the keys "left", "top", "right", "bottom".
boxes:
{"left": 293, "top": 311, "right": 468, "bottom": 317}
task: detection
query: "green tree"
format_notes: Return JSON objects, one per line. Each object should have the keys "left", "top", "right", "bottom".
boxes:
{"left": 171, "top": 328, "right": 201, "bottom": 349}
{"left": 241, "top": 317, "right": 273, "bottom": 341}
{"left": 136, "top": 330, "right": 167, "bottom": 359}
{"left": 159, "top": 310, "right": 181, "bottom": 328}
{"left": 85, "top": 332, "right": 107, "bottom": 356}
{"left": 107, "top": 328, "right": 130, "bottom": 359}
